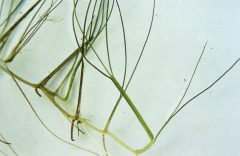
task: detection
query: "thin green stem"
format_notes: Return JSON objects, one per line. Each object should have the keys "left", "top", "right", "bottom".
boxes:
{"left": 111, "top": 76, "right": 154, "bottom": 140}
{"left": 104, "top": 0, "right": 155, "bottom": 134}
{"left": 10, "top": 75, "right": 98, "bottom": 156}
{"left": 155, "top": 57, "right": 240, "bottom": 139}
{"left": 0, "top": 0, "right": 41, "bottom": 45}
{"left": 105, "top": 0, "right": 114, "bottom": 75}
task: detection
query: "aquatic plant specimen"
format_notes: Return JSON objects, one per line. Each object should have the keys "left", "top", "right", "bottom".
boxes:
{"left": 0, "top": 0, "right": 240, "bottom": 155}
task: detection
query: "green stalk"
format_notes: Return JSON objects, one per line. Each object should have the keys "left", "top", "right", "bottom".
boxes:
{"left": 111, "top": 76, "right": 154, "bottom": 140}
{"left": 0, "top": 0, "right": 41, "bottom": 44}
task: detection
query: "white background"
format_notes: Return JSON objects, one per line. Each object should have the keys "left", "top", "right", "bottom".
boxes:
{"left": 0, "top": 0, "right": 240, "bottom": 156}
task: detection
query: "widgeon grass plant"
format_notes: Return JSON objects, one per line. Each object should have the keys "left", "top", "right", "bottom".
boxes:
{"left": 0, "top": 0, "right": 239, "bottom": 155}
